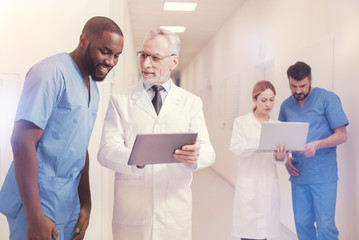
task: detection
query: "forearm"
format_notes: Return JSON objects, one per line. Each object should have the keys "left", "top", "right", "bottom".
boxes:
{"left": 229, "top": 134, "right": 257, "bottom": 158}
{"left": 188, "top": 102, "right": 215, "bottom": 169}
{"left": 315, "top": 125, "right": 347, "bottom": 150}
{"left": 97, "top": 97, "right": 141, "bottom": 175}
{"left": 11, "top": 121, "right": 44, "bottom": 221}
{"left": 98, "top": 142, "right": 142, "bottom": 175}
{"left": 13, "top": 145, "right": 43, "bottom": 220}
{"left": 302, "top": 126, "right": 347, "bottom": 157}
{"left": 196, "top": 142, "right": 215, "bottom": 169}
{"left": 78, "top": 151, "right": 91, "bottom": 210}
{"left": 230, "top": 144, "right": 257, "bottom": 158}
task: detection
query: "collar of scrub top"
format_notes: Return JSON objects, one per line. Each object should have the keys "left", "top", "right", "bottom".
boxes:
{"left": 143, "top": 78, "right": 172, "bottom": 103}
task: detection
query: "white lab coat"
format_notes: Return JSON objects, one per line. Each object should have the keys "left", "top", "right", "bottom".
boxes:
{"left": 98, "top": 80, "right": 215, "bottom": 240}
{"left": 229, "top": 112, "right": 281, "bottom": 239}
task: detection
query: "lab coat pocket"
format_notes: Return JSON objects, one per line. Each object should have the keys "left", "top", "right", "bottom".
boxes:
{"left": 38, "top": 174, "right": 79, "bottom": 224}
{"left": 166, "top": 180, "right": 191, "bottom": 226}
{"left": 113, "top": 180, "right": 150, "bottom": 225}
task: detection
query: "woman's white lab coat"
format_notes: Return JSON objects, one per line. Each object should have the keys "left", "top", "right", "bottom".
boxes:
{"left": 97, "top": 80, "right": 215, "bottom": 240}
{"left": 229, "top": 112, "right": 281, "bottom": 239}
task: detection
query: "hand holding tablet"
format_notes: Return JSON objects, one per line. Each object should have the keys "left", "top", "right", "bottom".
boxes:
{"left": 128, "top": 133, "right": 198, "bottom": 166}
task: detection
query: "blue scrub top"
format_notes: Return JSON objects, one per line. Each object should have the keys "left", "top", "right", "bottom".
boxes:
{"left": 0, "top": 53, "right": 99, "bottom": 224}
{"left": 279, "top": 87, "right": 348, "bottom": 184}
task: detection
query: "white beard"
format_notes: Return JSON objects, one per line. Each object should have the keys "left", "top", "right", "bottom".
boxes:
{"left": 142, "top": 74, "right": 169, "bottom": 85}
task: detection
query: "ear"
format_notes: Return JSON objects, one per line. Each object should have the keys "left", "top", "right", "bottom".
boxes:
{"left": 79, "top": 34, "right": 89, "bottom": 49}
{"left": 170, "top": 56, "right": 179, "bottom": 71}
{"left": 253, "top": 96, "right": 259, "bottom": 107}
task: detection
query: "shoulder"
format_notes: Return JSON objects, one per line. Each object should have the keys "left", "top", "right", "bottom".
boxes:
{"left": 27, "top": 53, "right": 73, "bottom": 81}
{"left": 234, "top": 112, "right": 253, "bottom": 123}
{"left": 121, "top": 83, "right": 139, "bottom": 95}
{"left": 281, "top": 95, "right": 294, "bottom": 107}
{"left": 24, "top": 53, "right": 71, "bottom": 88}
{"left": 314, "top": 87, "right": 339, "bottom": 98}
{"left": 312, "top": 88, "right": 342, "bottom": 105}
{"left": 173, "top": 84, "right": 201, "bottom": 101}
{"left": 110, "top": 83, "right": 138, "bottom": 100}
{"left": 33, "top": 53, "right": 70, "bottom": 69}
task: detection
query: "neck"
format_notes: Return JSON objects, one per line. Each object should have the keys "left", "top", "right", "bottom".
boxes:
{"left": 298, "top": 99, "right": 306, "bottom": 108}
{"left": 253, "top": 110, "right": 269, "bottom": 123}
{"left": 157, "top": 76, "right": 170, "bottom": 85}
{"left": 69, "top": 50, "right": 90, "bottom": 85}
{"left": 297, "top": 86, "right": 313, "bottom": 108}
{"left": 70, "top": 50, "right": 87, "bottom": 78}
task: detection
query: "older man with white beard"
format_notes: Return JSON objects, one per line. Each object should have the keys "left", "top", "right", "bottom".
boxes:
{"left": 97, "top": 28, "right": 215, "bottom": 240}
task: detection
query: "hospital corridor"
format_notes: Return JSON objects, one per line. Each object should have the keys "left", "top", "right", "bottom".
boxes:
{"left": 1, "top": 0, "right": 358, "bottom": 239}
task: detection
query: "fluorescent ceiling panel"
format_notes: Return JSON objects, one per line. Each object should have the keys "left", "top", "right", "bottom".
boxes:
{"left": 164, "top": 2, "right": 197, "bottom": 11}
{"left": 160, "top": 26, "right": 186, "bottom": 33}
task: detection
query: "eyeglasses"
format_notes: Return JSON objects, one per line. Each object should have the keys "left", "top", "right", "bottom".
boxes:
{"left": 137, "top": 51, "right": 175, "bottom": 63}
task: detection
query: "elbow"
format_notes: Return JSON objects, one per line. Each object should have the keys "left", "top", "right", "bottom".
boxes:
{"left": 335, "top": 125, "right": 348, "bottom": 145}
{"left": 209, "top": 150, "right": 216, "bottom": 165}
{"left": 342, "top": 131, "right": 348, "bottom": 144}
{"left": 10, "top": 134, "right": 23, "bottom": 156}
{"left": 341, "top": 126, "right": 348, "bottom": 144}
{"left": 97, "top": 148, "right": 106, "bottom": 167}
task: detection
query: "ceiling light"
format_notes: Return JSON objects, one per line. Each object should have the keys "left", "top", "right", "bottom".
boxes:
{"left": 160, "top": 26, "right": 186, "bottom": 33}
{"left": 164, "top": 2, "right": 197, "bottom": 11}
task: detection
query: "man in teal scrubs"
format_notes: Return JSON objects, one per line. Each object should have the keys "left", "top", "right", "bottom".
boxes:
{"left": 0, "top": 16, "right": 124, "bottom": 240}
{"left": 279, "top": 61, "right": 349, "bottom": 240}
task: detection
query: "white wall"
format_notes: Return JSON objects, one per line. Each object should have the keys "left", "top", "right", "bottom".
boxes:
{"left": 180, "top": 0, "right": 359, "bottom": 238}
{"left": 0, "top": 0, "right": 137, "bottom": 239}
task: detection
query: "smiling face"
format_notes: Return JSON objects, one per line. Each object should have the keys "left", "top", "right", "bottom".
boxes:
{"left": 253, "top": 88, "right": 275, "bottom": 115}
{"left": 83, "top": 31, "right": 124, "bottom": 81}
{"left": 139, "top": 35, "right": 178, "bottom": 85}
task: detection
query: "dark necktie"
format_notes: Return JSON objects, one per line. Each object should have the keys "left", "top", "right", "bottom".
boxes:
{"left": 151, "top": 85, "right": 164, "bottom": 115}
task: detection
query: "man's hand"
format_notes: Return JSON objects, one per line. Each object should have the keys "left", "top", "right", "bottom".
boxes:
{"left": 27, "top": 215, "right": 58, "bottom": 240}
{"left": 300, "top": 141, "right": 320, "bottom": 157}
{"left": 285, "top": 156, "right": 299, "bottom": 176}
{"left": 72, "top": 205, "right": 91, "bottom": 240}
{"left": 174, "top": 141, "right": 200, "bottom": 166}
{"left": 300, "top": 126, "right": 348, "bottom": 158}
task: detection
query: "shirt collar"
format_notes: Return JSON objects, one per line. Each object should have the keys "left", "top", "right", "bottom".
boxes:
{"left": 143, "top": 79, "right": 172, "bottom": 93}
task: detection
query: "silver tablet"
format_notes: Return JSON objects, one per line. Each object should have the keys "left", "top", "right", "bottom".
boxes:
{"left": 128, "top": 133, "right": 198, "bottom": 165}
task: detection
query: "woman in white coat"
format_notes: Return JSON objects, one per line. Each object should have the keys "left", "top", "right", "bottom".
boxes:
{"left": 229, "top": 80, "right": 287, "bottom": 240}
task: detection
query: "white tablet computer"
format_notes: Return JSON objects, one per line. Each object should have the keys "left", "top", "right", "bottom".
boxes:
{"left": 128, "top": 133, "right": 198, "bottom": 165}
{"left": 258, "top": 122, "right": 309, "bottom": 152}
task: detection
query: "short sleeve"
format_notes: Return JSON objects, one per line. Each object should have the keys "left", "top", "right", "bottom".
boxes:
{"left": 15, "top": 61, "right": 65, "bottom": 129}
{"left": 324, "top": 92, "right": 349, "bottom": 129}
{"left": 278, "top": 103, "right": 287, "bottom": 122}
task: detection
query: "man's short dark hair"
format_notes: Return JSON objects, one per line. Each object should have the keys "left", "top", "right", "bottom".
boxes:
{"left": 82, "top": 16, "right": 123, "bottom": 40}
{"left": 287, "top": 61, "right": 311, "bottom": 81}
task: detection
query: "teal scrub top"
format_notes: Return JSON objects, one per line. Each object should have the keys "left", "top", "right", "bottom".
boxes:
{"left": 279, "top": 87, "right": 349, "bottom": 184}
{"left": 0, "top": 53, "right": 99, "bottom": 224}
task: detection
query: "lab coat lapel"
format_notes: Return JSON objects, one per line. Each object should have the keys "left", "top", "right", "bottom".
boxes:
{"left": 131, "top": 81, "right": 157, "bottom": 118}
{"left": 158, "top": 83, "right": 181, "bottom": 118}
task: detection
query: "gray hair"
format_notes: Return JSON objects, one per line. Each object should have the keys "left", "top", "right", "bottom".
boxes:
{"left": 142, "top": 28, "right": 181, "bottom": 56}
